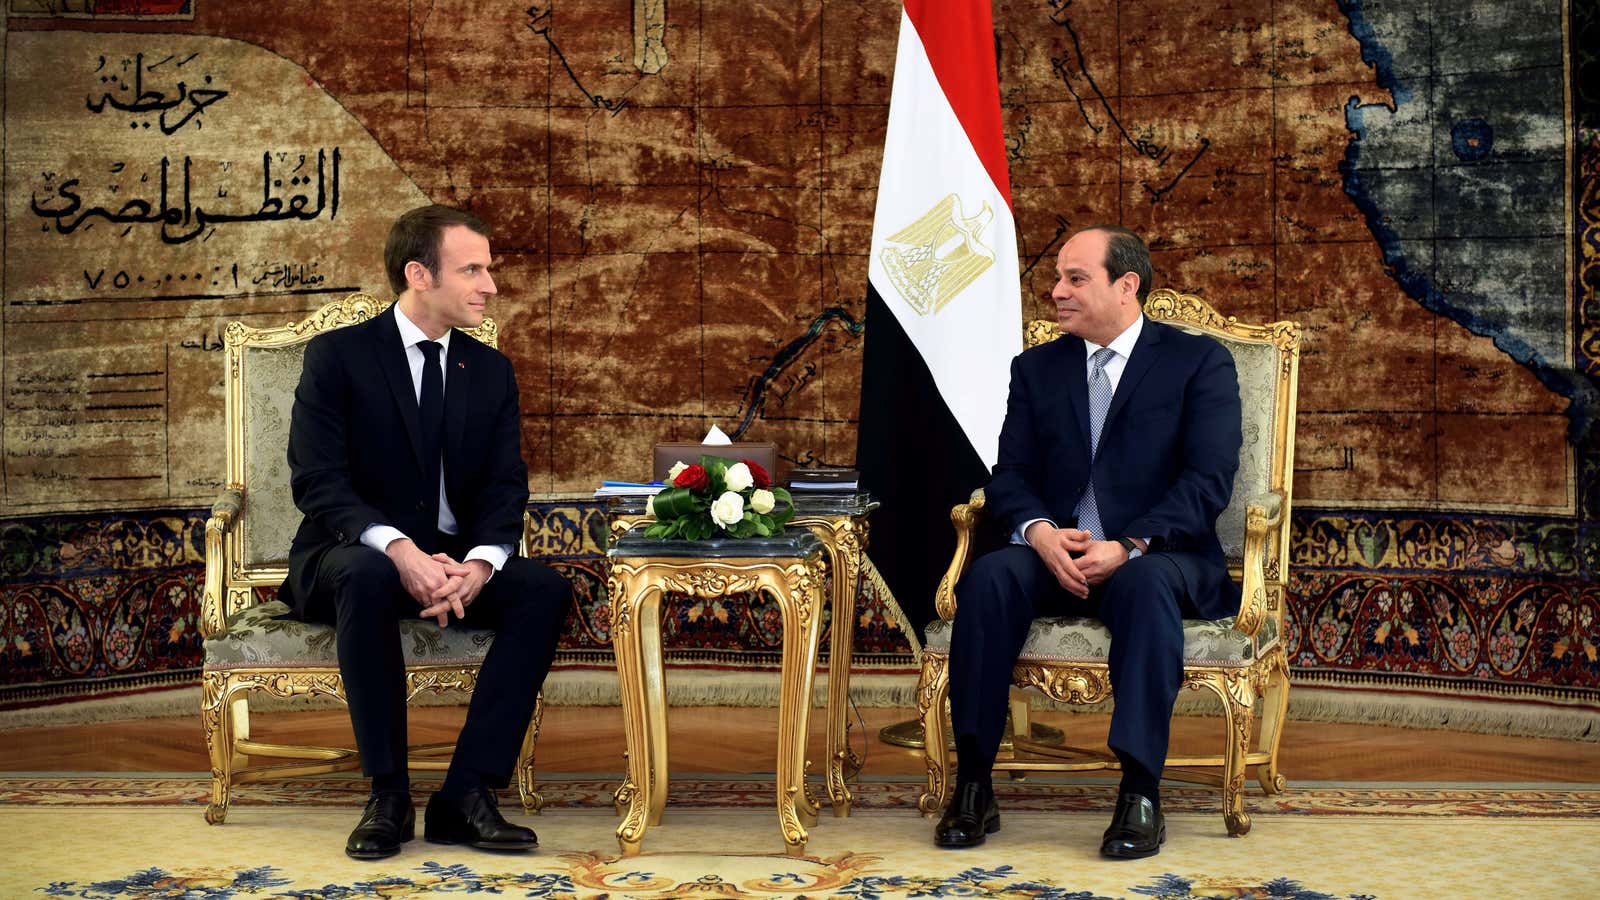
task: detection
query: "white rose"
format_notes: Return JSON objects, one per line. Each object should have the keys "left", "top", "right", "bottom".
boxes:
{"left": 724, "top": 462, "right": 754, "bottom": 493}
{"left": 749, "top": 488, "right": 775, "bottom": 515}
{"left": 645, "top": 494, "right": 655, "bottom": 517}
{"left": 667, "top": 461, "right": 689, "bottom": 481}
{"left": 709, "top": 491, "right": 745, "bottom": 529}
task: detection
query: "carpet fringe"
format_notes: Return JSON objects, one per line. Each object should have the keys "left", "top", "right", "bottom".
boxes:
{"left": 539, "top": 669, "right": 918, "bottom": 709}
{"left": 0, "top": 670, "right": 918, "bottom": 731}
{"left": 1279, "top": 686, "right": 1599, "bottom": 741}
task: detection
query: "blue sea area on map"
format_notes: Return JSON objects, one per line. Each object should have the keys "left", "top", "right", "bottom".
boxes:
{"left": 1334, "top": 0, "right": 1592, "bottom": 427}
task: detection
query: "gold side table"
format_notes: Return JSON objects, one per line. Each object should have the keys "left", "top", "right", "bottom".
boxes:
{"left": 607, "top": 492, "right": 877, "bottom": 818}
{"left": 606, "top": 528, "right": 829, "bottom": 857}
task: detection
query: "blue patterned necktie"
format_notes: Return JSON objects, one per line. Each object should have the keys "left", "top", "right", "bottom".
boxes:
{"left": 1074, "top": 347, "right": 1117, "bottom": 541}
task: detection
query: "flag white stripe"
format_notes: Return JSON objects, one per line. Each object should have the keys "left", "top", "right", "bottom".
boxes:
{"left": 867, "top": 8, "right": 1022, "bottom": 471}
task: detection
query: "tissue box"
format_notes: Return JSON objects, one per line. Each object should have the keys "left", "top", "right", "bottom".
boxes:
{"left": 652, "top": 441, "right": 778, "bottom": 481}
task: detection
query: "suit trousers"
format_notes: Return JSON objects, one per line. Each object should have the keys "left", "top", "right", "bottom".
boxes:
{"left": 947, "top": 545, "right": 1206, "bottom": 781}
{"left": 303, "top": 540, "right": 571, "bottom": 786}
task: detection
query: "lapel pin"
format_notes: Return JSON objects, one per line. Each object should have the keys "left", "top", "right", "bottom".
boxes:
{"left": 457, "top": 362, "right": 465, "bottom": 368}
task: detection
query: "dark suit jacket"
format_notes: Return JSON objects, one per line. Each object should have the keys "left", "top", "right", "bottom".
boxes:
{"left": 985, "top": 317, "right": 1243, "bottom": 619}
{"left": 281, "top": 304, "right": 529, "bottom": 619}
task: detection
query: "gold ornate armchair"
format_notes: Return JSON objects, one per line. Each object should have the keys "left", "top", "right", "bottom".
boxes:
{"left": 915, "top": 289, "right": 1300, "bottom": 836}
{"left": 199, "top": 293, "right": 542, "bottom": 824}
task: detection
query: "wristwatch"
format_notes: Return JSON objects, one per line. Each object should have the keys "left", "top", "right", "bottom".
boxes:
{"left": 1116, "top": 537, "right": 1143, "bottom": 559}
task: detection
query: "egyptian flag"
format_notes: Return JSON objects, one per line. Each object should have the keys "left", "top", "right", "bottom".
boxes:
{"left": 857, "top": 0, "right": 1022, "bottom": 640}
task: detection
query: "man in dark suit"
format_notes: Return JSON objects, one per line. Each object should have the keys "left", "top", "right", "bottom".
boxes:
{"left": 284, "top": 204, "right": 571, "bottom": 860}
{"left": 934, "top": 225, "right": 1242, "bottom": 858}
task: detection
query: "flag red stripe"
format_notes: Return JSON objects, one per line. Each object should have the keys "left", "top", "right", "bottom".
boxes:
{"left": 903, "top": 0, "right": 1012, "bottom": 208}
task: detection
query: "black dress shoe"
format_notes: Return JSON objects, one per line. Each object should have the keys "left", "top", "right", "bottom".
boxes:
{"left": 346, "top": 792, "right": 415, "bottom": 860}
{"left": 424, "top": 788, "right": 538, "bottom": 851}
{"left": 1100, "top": 793, "right": 1166, "bottom": 859}
{"left": 934, "top": 780, "right": 1001, "bottom": 849}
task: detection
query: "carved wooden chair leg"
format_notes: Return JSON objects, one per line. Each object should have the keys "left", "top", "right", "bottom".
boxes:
{"left": 915, "top": 654, "right": 953, "bottom": 817}
{"left": 228, "top": 695, "right": 252, "bottom": 770}
{"left": 1219, "top": 677, "right": 1254, "bottom": 837}
{"left": 200, "top": 673, "right": 235, "bottom": 825}
{"left": 516, "top": 694, "right": 544, "bottom": 813}
{"left": 1255, "top": 654, "right": 1290, "bottom": 795}
{"left": 1005, "top": 688, "right": 1032, "bottom": 780}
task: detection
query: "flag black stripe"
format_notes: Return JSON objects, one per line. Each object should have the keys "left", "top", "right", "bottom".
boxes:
{"left": 856, "top": 284, "right": 993, "bottom": 640}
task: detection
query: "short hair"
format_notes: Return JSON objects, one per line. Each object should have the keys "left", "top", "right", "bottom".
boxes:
{"left": 1081, "top": 224, "right": 1153, "bottom": 303}
{"left": 383, "top": 205, "right": 492, "bottom": 295}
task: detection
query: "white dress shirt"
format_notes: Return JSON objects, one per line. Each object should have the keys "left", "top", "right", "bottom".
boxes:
{"left": 1014, "top": 314, "right": 1148, "bottom": 550}
{"left": 359, "top": 305, "right": 511, "bottom": 573}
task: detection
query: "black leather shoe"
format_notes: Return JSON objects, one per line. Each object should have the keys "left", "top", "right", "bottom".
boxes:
{"left": 934, "top": 780, "right": 1001, "bottom": 848}
{"left": 1100, "top": 793, "right": 1166, "bottom": 859}
{"left": 346, "top": 792, "right": 415, "bottom": 860}
{"left": 424, "top": 788, "right": 538, "bottom": 851}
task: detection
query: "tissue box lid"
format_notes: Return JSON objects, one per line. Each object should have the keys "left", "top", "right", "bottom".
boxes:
{"left": 652, "top": 441, "right": 778, "bottom": 481}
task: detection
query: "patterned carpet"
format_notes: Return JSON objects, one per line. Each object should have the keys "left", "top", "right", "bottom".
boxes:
{"left": 4, "top": 775, "right": 1597, "bottom": 898}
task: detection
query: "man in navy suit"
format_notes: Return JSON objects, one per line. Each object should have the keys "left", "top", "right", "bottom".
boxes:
{"left": 934, "top": 225, "right": 1242, "bottom": 858}
{"left": 284, "top": 205, "right": 571, "bottom": 859}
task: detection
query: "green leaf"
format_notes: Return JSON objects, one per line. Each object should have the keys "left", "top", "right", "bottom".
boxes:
{"left": 651, "top": 487, "right": 700, "bottom": 519}
{"left": 705, "top": 455, "right": 741, "bottom": 496}
{"left": 770, "top": 504, "right": 795, "bottom": 528}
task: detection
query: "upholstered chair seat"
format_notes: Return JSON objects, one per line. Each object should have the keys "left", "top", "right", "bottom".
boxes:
{"left": 921, "top": 612, "right": 1279, "bottom": 669}
{"left": 203, "top": 601, "right": 503, "bottom": 670}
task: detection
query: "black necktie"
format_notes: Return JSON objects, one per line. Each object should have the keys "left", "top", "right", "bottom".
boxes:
{"left": 417, "top": 340, "right": 445, "bottom": 513}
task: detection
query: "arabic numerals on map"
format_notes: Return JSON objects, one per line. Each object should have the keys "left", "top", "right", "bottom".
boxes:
{"left": 83, "top": 263, "right": 240, "bottom": 290}
{"left": 81, "top": 260, "right": 325, "bottom": 292}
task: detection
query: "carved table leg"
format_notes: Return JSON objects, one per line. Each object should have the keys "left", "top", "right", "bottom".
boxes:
{"left": 609, "top": 566, "right": 655, "bottom": 856}
{"left": 820, "top": 520, "right": 863, "bottom": 817}
{"left": 773, "top": 560, "right": 827, "bottom": 857}
{"left": 638, "top": 582, "right": 670, "bottom": 828}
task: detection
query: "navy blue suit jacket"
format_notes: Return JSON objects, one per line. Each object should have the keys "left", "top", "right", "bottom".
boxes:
{"left": 985, "top": 318, "right": 1243, "bottom": 620}
{"left": 280, "top": 305, "right": 529, "bottom": 619}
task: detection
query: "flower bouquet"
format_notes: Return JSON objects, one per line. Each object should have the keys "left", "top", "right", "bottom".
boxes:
{"left": 644, "top": 455, "right": 795, "bottom": 540}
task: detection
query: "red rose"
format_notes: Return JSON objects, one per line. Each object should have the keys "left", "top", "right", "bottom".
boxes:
{"left": 673, "top": 463, "right": 709, "bottom": 491}
{"left": 742, "top": 458, "right": 773, "bottom": 489}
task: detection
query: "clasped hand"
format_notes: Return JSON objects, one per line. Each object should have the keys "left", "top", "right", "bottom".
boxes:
{"left": 1024, "top": 523, "right": 1128, "bottom": 598}
{"left": 386, "top": 539, "right": 491, "bottom": 626}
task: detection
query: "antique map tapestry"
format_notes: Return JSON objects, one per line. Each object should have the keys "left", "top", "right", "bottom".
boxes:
{"left": 1, "top": 2, "right": 1594, "bottom": 730}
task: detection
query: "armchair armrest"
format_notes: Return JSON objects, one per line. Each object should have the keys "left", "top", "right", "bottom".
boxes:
{"left": 1233, "top": 489, "right": 1286, "bottom": 638}
{"left": 933, "top": 488, "right": 988, "bottom": 622}
{"left": 202, "top": 486, "right": 244, "bottom": 639}
{"left": 1251, "top": 490, "right": 1284, "bottom": 526}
